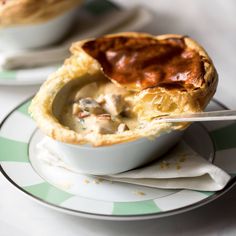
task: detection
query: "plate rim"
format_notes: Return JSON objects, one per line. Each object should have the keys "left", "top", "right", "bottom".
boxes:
{"left": 0, "top": 97, "right": 236, "bottom": 221}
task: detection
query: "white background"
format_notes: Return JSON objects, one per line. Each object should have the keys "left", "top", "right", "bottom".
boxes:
{"left": 1, "top": 0, "right": 236, "bottom": 235}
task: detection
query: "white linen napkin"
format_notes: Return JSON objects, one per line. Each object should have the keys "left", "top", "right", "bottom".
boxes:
{"left": 37, "top": 137, "right": 231, "bottom": 191}
{"left": 0, "top": 6, "right": 152, "bottom": 70}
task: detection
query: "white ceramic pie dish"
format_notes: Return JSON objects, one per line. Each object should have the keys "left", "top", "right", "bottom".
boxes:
{"left": 0, "top": 7, "right": 78, "bottom": 51}
{"left": 51, "top": 130, "right": 183, "bottom": 175}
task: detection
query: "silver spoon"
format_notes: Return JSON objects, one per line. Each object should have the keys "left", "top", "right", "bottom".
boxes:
{"left": 154, "top": 110, "right": 236, "bottom": 123}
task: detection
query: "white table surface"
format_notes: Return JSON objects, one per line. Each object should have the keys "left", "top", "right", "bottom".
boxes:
{"left": 1, "top": 0, "right": 236, "bottom": 235}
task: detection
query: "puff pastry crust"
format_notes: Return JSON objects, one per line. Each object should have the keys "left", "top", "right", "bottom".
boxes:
{"left": 29, "top": 32, "right": 218, "bottom": 146}
{"left": 0, "top": 0, "right": 82, "bottom": 27}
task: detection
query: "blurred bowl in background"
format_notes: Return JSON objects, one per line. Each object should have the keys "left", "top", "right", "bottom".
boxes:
{"left": 0, "top": 7, "right": 78, "bottom": 51}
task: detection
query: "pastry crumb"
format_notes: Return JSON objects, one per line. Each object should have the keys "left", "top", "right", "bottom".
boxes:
{"left": 57, "top": 182, "right": 72, "bottom": 190}
{"left": 133, "top": 191, "right": 146, "bottom": 196}
{"left": 160, "top": 160, "right": 170, "bottom": 169}
{"left": 83, "top": 179, "right": 90, "bottom": 184}
{"left": 93, "top": 178, "right": 104, "bottom": 184}
{"left": 176, "top": 164, "right": 181, "bottom": 170}
{"left": 179, "top": 156, "right": 187, "bottom": 162}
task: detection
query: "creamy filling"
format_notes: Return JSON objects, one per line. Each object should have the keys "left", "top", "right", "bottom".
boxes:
{"left": 61, "top": 80, "right": 137, "bottom": 135}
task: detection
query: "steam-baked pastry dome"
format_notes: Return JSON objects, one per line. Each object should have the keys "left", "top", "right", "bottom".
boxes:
{"left": 29, "top": 32, "right": 218, "bottom": 146}
{"left": 0, "top": 0, "right": 82, "bottom": 27}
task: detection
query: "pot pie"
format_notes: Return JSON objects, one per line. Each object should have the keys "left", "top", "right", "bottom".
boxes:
{"left": 0, "top": 0, "right": 82, "bottom": 27}
{"left": 29, "top": 32, "right": 218, "bottom": 146}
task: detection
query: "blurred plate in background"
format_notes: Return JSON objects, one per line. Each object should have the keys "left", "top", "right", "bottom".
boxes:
{"left": 0, "top": 0, "right": 152, "bottom": 86}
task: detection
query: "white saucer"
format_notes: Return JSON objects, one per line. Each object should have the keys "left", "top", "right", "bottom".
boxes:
{"left": 0, "top": 99, "right": 236, "bottom": 220}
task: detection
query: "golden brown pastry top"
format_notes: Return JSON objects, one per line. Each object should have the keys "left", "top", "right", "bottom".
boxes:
{"left": 0, "top": 0, "right": 83, "bottom": 27}
{"left": 82, "top": 35, "right": 205, "bottom": 91}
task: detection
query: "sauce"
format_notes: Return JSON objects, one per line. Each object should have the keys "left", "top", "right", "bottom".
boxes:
{"left": 60, "top": 81, "right": 138, "bottom": 134}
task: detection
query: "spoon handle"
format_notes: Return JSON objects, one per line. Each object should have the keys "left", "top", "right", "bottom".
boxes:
{"left": 155, "top": 110, "right": 236, "bottom": 123}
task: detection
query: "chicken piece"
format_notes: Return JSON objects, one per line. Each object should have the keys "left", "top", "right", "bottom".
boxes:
{"left": 83, "top": 114, "right": 119, "bottom": 134}
{"left": 103, "top": 82, "right": 128, "bottom": 96}
{"left": 103, "top": 94, "right": 125, "bottom": 116}
{"left": 96, "top": 94, "right": 105, "bottom": 104}
{"left": 117, "top": 123, "right": 129, "bottom": 133}
{"left": 79, "top": 98, "right": 104, "bottom": 115}
{"left": 74, "top": 82, "right": 98, "bottom": 100}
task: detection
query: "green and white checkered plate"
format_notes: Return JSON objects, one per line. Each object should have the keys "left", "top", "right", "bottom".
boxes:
{"left": 0, "top": 98, "right": 236, "bottom": 220}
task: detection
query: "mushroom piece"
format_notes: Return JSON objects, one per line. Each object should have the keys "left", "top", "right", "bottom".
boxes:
{"left": 78, "top": 97, "right": 104, "bottom": 115}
